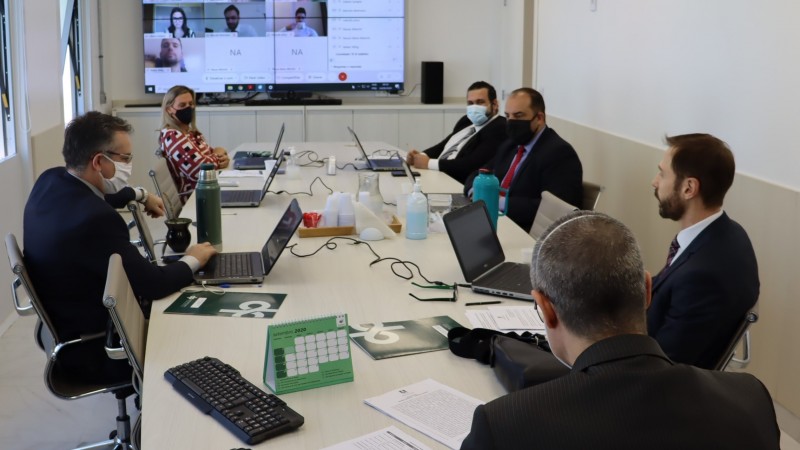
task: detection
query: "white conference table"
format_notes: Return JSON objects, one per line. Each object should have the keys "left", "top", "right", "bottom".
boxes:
{"left": 141, "top": 142, "right": 536, "bottom": 449}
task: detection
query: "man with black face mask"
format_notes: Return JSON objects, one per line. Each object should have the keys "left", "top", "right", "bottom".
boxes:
{"left": 464, "top": 87, "right": 583, "bottom": 232}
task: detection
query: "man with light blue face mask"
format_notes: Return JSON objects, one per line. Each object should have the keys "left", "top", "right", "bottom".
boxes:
{"left": 406, "top": 81, "right": 507, "bottom": 184}
{"left": 461, "top": 211, "right": 780, "bottom": 450}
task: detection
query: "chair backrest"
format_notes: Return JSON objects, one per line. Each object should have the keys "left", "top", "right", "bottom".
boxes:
{"left": 714, "top": 311, "right": 758, "bottom": 371}
{"left": 582, "top": 180, "right": 604, "bottom": 210}
{"left": 5, "top": 234, "right": 130, "bottom": 399}
{"left": 5, "top": 233, "right": 59, "bottom": 350}
{"left": 529, "top": 191, "right": 579, "bottom": 240}
{"left": 126, "top": 201, "right": 158, "bottom": 265}
{"left": 149, "top": 150, "right": 182, "bottom": 220}
{"left": 103, "top": 253, "right": 147, "bottom": 380}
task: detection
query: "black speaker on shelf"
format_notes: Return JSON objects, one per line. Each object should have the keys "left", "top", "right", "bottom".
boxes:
{"left": 420, "top": 61, "right": 444, "bottom": 104}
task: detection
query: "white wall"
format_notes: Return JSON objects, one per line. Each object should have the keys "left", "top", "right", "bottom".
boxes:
{"left": 95, "top": 1, "right": 521, "bottom": 106}
{"left": 535, "top": 0, "right": 800, "bottom": 190}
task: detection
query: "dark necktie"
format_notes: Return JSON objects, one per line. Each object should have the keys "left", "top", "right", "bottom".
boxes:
{"left": 665, "top": 236, "right": 680, "bottom": 267}
{"left": 439, "top": 126, "right": 476, "bottom": 161}
{"left": 499, "top": 145, "right": 525, "bottom": 196}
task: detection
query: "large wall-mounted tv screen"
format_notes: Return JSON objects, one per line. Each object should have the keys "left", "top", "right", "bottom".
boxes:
{"left": 143, "top": 0, "right": 404, "bottom": 94}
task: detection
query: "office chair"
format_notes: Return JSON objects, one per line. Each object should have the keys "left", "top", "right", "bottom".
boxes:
{"left": 4, "top": 233, "right": 135, "bottom": 449}
{"left": 582, "top": 180, "right": 604, "bottom": 210}
{"left": 714, "top": 311, "right": 758, "bottom": 371}
{"left": 126, "top": 201, "right": 164, "bottom": 265}
{"left": 103, "top": 254, "right": 148, "bottom": 450}
{"left": 149, "top": 149, "right": 183, "bottom": 220}
{"left": 529, "top": 191, "right": 579, "bottom": 240}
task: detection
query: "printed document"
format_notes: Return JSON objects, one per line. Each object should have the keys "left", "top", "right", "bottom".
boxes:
{"left": 364, "top": 379, "right": 483, "bottom": 450}
{"left": 321, "top": 426, "right": 432, "bottom": 450}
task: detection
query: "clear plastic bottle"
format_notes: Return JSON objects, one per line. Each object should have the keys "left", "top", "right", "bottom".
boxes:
{"left": 405, "top": 182, "right": 428, "bottom": 240}
{"left": 285, "top": 147, "right": 301, "bottom": 179}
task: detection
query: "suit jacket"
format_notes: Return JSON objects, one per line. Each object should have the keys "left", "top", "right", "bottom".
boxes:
{"left": 461, "top": 334, "right": 780, "bottom": 450}
{"left": 424, "top": 115, "right": 507, "bottom": 184}
{"left": 647, "top": 212, "right": 759, "bottom": 369}
{"left": 23, "top": 167, "right": 194, "bottom": 341}
{"left": 464, "top": 126, "right": 583, "bottom": 232}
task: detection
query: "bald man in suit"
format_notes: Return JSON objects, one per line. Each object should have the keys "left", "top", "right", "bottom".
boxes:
{"left": 461, "top": 211, "right": 779, "bottom": 450}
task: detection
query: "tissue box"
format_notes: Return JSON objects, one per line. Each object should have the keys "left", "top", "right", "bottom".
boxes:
{"left": 298, "top": 215, "right": 402, "bottom": 238}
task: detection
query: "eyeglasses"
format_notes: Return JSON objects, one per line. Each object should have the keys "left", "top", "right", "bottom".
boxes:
{"left": 408, "top": 282, "right": 458, "bottom": 302}
{"left": 104, "top": 150, "right": 134, "bottom": 163}
{"left": 533, "top": 299, "right": 545, "bottom": 325}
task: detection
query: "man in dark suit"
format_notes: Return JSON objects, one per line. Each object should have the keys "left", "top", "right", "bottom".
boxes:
{"left": 23, "top": 111, "right": 216, "bottom": 382}
{"left": 464, "top": 87, "right": 582, "bottom": 232}
{"left": 648, "top": 133, "right": 759, "bottom": 369}
{"left": 461, "top": 211, "right": 780, "bottom": 450}
{"left": 406, "top": 81, "right": 507, "bottom": 184}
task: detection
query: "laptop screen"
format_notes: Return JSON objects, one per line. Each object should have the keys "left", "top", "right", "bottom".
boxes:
{"left": 443, "top": 200, "right": 506, "bottom": 282}
{"left": 347, "top": 126, "right": 370, "bottom": 160}
{"left": 261, "top": 198, "right": 303, "bottom": 275}
{"left": 272, "top": 123, "right": 285, "bottom": 156}
{"left": 261, "top": 148, "right": 285, "bottom": 198}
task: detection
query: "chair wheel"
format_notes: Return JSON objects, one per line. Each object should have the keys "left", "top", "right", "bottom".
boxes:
{"left": 109, "top": 430, "right": 117, "bottom": 439}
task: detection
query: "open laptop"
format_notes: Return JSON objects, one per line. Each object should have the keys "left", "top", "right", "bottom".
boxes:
{"left": 233, "top": 123, "right": 285, "bottom": 170}
{"left": 221, "top": 149, "right": 285, "bottom": 208}
{"left": 443, "top": 200, "right": 533, "bottom": 301}
{"left": 399, "top": 158, "right": 470, "bottom": 211}
{"left": 194, "top": 198, "right": 303, "bottom": 285}
{"left": 347, "top": 126, "right": 404, "bottom": 171}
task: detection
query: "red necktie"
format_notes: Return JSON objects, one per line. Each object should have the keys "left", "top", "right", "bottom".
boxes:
{"left": 500, "top": 145, "right": 525, "bottom": 196}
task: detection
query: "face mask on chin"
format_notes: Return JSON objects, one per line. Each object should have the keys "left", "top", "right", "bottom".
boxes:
{"left": 466, "top": 104, "right": 489, "bottom": 126}
{"left": 506, "top": 118, "right": 535, "bottom": 146}
{"left": 174, "top": 106, "right": 194, "bottom": 125}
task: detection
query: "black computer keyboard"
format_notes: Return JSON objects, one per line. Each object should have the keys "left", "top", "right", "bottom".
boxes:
{"left": 165, "top": 356, "right": 304, "bottom": 445}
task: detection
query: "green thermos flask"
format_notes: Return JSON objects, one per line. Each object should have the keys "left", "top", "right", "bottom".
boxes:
{"left": 196, "top": 163, "right": 222, "bottom": 250}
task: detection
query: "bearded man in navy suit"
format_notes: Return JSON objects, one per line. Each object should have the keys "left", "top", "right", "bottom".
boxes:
{"left": 648, "top": 133, "right": 759, "bottom": 369}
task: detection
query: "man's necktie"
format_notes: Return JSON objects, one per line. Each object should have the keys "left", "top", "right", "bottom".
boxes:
{"left": 439, "top": 126, "right": 476, "bottom": 161}
{"left": 664, "top": 236, "right": 680, "bottom": 267}
{"left": 499, "top": 145, "right": 525, "bottom": 196}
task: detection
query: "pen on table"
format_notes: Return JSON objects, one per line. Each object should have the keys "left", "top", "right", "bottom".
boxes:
{"left": 221, "top": 212, "right": 237, "bottom": 215}
{"left": 465, "top": 301, "right": 502, "bottom": 306}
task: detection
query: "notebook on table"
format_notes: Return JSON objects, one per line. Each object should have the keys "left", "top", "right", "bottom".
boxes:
{"left": 347, "top": 126, "right": 404, "bottom": 171}
{"left": 194, "top": 198, "right": 302, "bottom": 285}
{"left": 221, "top": 149, "right": 285, "bottom": 208}
{"left": 443, "top": 200, "right": 533, "bottom": 301}
{"left": 232, "top": 123, "right": 285, "bottom": 170}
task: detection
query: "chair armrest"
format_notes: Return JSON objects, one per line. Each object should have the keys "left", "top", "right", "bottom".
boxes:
{"left": 50, "top": 330, "right": 106, "bottom": 361}
{"left": 104, "top": 321, "right": 127, "bottom": 360}
{"left": 11, "top": 278, "right": 36, "bottom": 316}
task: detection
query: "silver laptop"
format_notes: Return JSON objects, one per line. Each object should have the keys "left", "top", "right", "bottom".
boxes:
{"left": 221, "top": 149, "right": 285, "bottom": 208}
{"left": 399, "top": 158, "right": 470, "bottom": 212}
{"left": 347, "top": 126, "right": 404, "bottom": 171}
{"left": 194, "top": 198, "right": 302, "bottom": 285}
{"left": 443, "top": 200, "right": 533, "bottom": 301}
{"left": 233, "top": 123, "right": 285, "bottom": 170}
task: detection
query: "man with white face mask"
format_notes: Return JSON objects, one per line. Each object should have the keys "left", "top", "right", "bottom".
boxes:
{"left": 102, "top": 145, "right": 166, "bottom": 219}
{"left": 406, "top": 81, "right": 506, "bottom": 184}
{"left": 23, "top": 112, "right": 217, "bottom": 383}
{"left": 461, "top": 211, "right": 780, "bottom": 450}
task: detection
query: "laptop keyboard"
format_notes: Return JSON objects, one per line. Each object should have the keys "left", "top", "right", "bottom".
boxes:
{"left": 221, "top": 190, "right": 257, "bottom": 203}
{"left": 210, "top": 253, "right": 253, "bottom": 277}
{"left": 478, "top": 263, "right": 532, "bottom": 292}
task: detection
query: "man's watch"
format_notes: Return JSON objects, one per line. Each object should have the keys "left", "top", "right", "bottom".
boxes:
{"left": 136, "top": 187, "right": 149, "bottom": 203}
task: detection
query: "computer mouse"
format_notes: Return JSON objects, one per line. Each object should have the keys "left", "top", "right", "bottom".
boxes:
{"left": 359, "top": 227, "right": 384, "bottom": 241}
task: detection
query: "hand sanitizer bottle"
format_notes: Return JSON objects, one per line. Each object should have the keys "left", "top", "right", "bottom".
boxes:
{"left": 405, "top": 182, "right": 428, "bottom": 240}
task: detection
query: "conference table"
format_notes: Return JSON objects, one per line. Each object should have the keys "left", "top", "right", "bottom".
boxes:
{"left": 141, "top": 141, "right": 537, "bottom": 449}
